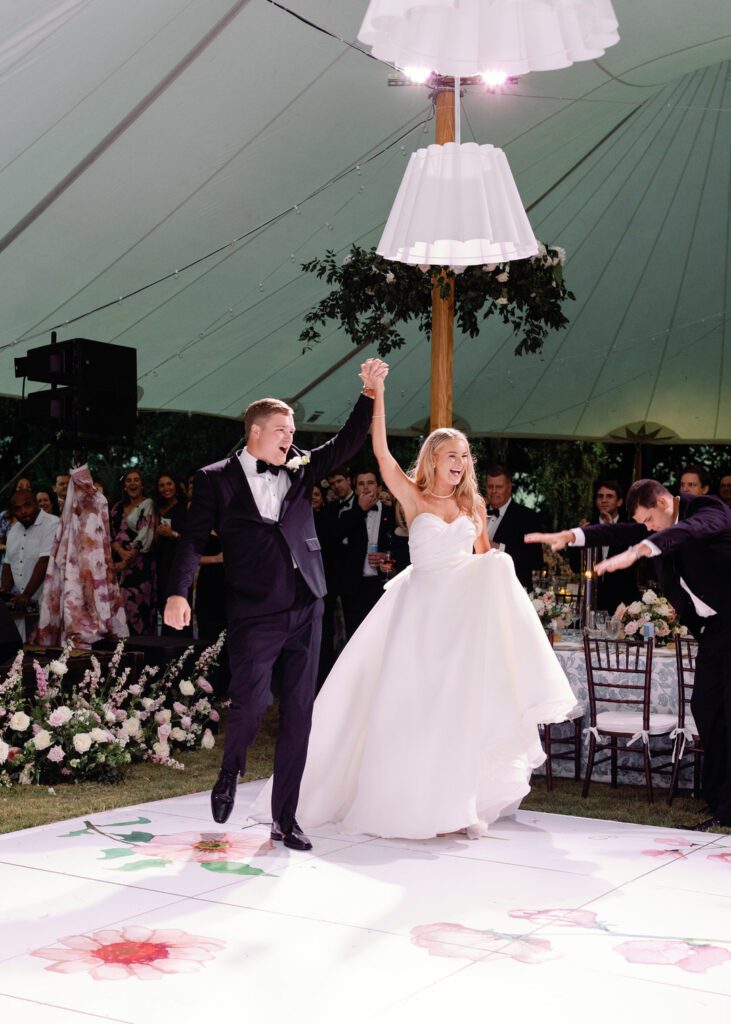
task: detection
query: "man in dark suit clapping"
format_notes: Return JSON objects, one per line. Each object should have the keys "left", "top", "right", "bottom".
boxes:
{"left": 339, "top": 468, "right": 396, "bottom": 638}
{"left": 526, "top": 479, "right": 731, "bottom": 831}
{"left": 486, "top": 465, "right": 543, "bottom": 590}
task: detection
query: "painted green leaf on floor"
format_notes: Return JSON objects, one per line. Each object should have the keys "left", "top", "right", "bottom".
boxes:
{"left": 113, "top": 858, "right": 171, "bottom": 871}
{"left": 200, "top": 861, "right": 273, "bottom": 877}
{"left": 57, "top": 827, "right": 92, "bottom": 838}
{"left": 111, "top": 831, "right": 155, "bottom": 843}
{"left": 98, "top": 847, "right": 137, "bottom": 860}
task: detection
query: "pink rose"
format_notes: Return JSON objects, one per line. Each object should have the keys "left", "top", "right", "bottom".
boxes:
{"left": 209, "top": 709, "right": 220, "bottom": 723}
{"left": 157, "top": 724, "right": 172, "bottom": 741}
{"left": 197, "top": 678, "right": 213, "bottom": 694}
{"left": 180, "top": 716, "right": 192, "bottom": 730}
{"left": 173, "top": 702, "right": 186, "bottom": 715}
{"left": 47, "top": 745, "right": 65, "bottom": 763}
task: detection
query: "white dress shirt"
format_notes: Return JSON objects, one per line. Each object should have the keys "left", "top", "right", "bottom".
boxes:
{"left": 239, "top": 448, "right": 291, "bottom": 521}
{"left": 362, "top": 501, "right": 383, "bottom": 577}
{"left": 487, "top": 497, "right": 511, "bottom": 544}
{"left": 5, "top": 509, "right": 59, "bottom": 602}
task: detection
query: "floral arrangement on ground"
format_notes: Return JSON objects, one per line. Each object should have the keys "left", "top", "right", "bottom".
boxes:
{"left": 299, "top": 243, "right": 574, "bottom": 358}
{"left": 0, "top": 632, "right": 225, "bottom": 787}
{"left": 613, "top": 591, "right": 689, "bottom": 647}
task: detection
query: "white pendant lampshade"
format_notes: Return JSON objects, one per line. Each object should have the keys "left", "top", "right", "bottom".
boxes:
{"left": 377, "top": 142, "right": 538, "bottom": 266}
{"left": 359, "top": 0, "right": 619, "bottom": 76}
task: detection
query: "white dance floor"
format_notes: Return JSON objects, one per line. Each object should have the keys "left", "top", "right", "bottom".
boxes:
{"left": 1, "top": 780, "right": 730, "bottom": 1023}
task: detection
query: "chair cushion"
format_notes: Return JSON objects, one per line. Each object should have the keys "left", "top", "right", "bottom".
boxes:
{"left": 595, "top": 711, "right": 677, "bottom": 736}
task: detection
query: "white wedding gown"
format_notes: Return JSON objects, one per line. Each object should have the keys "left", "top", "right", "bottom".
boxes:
{"left": 252, "top": 512, "right": 576, "bottom": 839}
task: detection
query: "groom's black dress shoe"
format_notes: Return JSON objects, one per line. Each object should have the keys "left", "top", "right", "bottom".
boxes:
{"left": 271, "top": 819, "right": 313, "bottom": 851}
{"left": 211, "top": 770, "right": 239, "bottom": 824}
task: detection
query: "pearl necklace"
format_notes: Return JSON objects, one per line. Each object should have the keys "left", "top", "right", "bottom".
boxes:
{"left": 426, "top": 487, "right": 456, "bottom": 499}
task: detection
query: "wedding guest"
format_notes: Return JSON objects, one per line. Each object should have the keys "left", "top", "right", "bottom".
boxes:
{"left": 680, "top": 464, "right": 711, "bottom": 496}
{"left": 110, "top": 469, "right": 156, "bottom": 634}
{"left": 0, "top": 490, "right": 59, "bottom": 639}
{"left": 317, "top": 465, "right": 355, "bottom": 685}
{"left": 53, "top": 472, "right": 70, "bottom": 514}
{"left": 15, "top": 477, "right": 33, "bottom": 493}
{"left": 589, "top": 480, "right": 639, "bottom": 614}
{"left": 311, "top": 482, "right": 326, "bottom": 512}
{"left": 379, "top": 486, "right": 394, "bottom": 507}
{"left": 527, "top": 479, "right": 731, "bottom": 831}
{"left": 155, "top": 471, "right": 188, "bottom": 634}
{"left": 717, "top": 471, "right": 731, "bottom": 509}
{"left": 36, "top": 489, "right": 60, "bottom": 516}
{"left": 485, "top": 465, "right": 543, "bottom": 589}
{"left": 339, "top": 468, "right": 396, "bottom": 638}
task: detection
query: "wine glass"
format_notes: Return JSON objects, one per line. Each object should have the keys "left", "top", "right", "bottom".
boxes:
{"left": 380, "top": 550, "right": 395, "bottom": 582}
{"left": 595, "top": 610, "right": 608, "bottom": 635}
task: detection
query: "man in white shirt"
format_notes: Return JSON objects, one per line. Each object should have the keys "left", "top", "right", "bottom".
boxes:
{"left": 526, "top": 478, "right": 731, "bottom": 831}
{"left": 1, "top": 490, "right": 59, "bottom": 639}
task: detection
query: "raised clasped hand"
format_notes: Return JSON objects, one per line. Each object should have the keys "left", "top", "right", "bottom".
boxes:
{"left": 359, "top": 357, "right": 389, "bottom": 392}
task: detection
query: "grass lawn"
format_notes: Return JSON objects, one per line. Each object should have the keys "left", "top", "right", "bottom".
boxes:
{"left": 2, "top": 706, "right": 729, "bottom": 836}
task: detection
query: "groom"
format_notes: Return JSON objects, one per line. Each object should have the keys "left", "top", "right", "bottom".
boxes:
{"left": 525, "top": 478, "right": 731, "bottom": 831}
{"left": 165, "top": 359, "right": 386, "bottom": 849}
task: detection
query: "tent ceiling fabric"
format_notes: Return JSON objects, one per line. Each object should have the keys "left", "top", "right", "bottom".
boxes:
{"left": 0, "top": 0, "right": 729, "bottom": 440}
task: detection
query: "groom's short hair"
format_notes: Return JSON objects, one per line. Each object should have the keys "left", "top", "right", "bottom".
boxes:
{"left": 244, "top": 398, "right": 294, "bottom": 437}
{"left": 626, "top": 479, "right": 672, "bottom": 516}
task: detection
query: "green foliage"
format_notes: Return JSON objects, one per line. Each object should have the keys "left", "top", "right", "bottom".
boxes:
{"left": 300, "top": 244, "right": 575, "bottom": 358}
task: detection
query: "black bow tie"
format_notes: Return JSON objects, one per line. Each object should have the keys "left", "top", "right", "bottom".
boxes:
{"left": 366, "top": 506, "right": 379, "bottom": 514}
{"left": 488, "top": 507, "right": 500, "bottom": 518}
{"left": 256, "top": 459, "right": 281, "bottom": 476}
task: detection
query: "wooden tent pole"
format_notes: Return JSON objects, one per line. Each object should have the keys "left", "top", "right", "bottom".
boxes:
{"left": 430, "top": 81, "right": 456, "bottom": 431}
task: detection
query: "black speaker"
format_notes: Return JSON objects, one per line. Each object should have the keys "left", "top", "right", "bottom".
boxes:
{"left": 15, "top": 338, "right": 137, "bottom": 445}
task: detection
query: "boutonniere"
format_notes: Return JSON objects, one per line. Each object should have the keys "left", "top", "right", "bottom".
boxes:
{"left": 285, "top": 453, "right": 310, "bottom": 472}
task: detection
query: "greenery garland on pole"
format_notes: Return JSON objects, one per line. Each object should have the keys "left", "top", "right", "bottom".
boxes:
{"left": 299, "top": 244, "right": 575, "bottom": 358}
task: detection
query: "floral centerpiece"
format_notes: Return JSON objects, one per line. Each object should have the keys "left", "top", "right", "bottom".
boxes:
{"left": 0, "top": 632, "right": 226, "bottom": 787}
{"left": 299, "top": 242, "right": 574, "bottom": 359}
{"left": 613, "top": 591, "right": 689, "bottom": 647}
{"left": 529, "top": 592, "right": 571, "bottom": 633}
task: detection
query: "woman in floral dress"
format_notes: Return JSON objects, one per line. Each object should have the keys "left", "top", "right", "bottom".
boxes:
{"left": 110, "top": 469, "right": 156, "bottom": 634}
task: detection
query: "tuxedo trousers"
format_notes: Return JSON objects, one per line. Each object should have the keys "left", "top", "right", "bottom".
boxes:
{"left": 221, "top": 571, "right": 323, "bottom": 828}
{"left": 691, "top": 617, "right": 731, "bottom": 824}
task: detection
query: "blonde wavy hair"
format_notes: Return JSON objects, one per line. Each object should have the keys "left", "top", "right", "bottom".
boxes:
{"left": 409, "top": 428, "right": 484, "bottom": 526}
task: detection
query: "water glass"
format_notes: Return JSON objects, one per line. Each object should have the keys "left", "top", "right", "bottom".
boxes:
{"left": 595, "top": 610, "right": 608, "bottom": 634}
{"left": 606, "top": 618, "right": 621, "bottom": 640}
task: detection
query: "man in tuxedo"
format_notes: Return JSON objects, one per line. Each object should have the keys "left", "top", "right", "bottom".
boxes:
{"left": 485, "top": 465, "right": 543, "bottom": 589}
{"left": 316, "top": 465, "right": 356, "bottom": 687}
{"left": 165, "top": 359, "right": 386, "bottom": 850}
{"left": 588, "top": 480, "right": 639, "bottom": 614}
{"left": 720, "top": 471, "right": 731, "bottom": 510}
{"left": 339, "top": 468, "right": 396, "bottom": 638}
{"left": 526, "top": 479, "right": 731, "bottom": 831}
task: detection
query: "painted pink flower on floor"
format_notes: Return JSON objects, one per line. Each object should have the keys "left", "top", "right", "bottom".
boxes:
{"left": 707, "top": 850, "right": 731, "bottom": 864}
{"left": 143, "top": 830, "right": 273, "bottom": 863}
{"left": 641, "top": 838, "right": 699, "bottom": 860}
{"left": 411, "top": 923, "right": 560, "bottom": 964}
{"left": 508, "top": 909, "right": 602, "bottom": 929}
{"left": 31, "top": 926, "right": 225, "bottom": 981}
{"left": 615, "top": 939, "right": 731, "bottom": 974}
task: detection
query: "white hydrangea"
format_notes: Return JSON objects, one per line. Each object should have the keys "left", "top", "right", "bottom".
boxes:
{"left": 124, "top": 717, "right": 141, "bottom": 738}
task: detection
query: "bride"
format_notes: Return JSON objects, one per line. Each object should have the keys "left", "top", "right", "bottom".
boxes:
{"left": 253, "top": 368, "right": 576, "bottom": 840}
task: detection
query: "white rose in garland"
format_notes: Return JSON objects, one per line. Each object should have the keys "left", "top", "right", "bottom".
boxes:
{"left": 90, "top": 728, "right": 111, "bottom": 744}
{"left": 0, "top": 739, "right": 9, "bottom": 763}
{"left": 32, "top": 730, "right": 53, "bottom": 751}
{"left": 179, "top": 680, "right": 195, "bottom": 697}
{"left": 73, "top": 733, "right": 92, "bottom": 754}
{"left": 8, "top": 711, "right": 30, "bottom": 731}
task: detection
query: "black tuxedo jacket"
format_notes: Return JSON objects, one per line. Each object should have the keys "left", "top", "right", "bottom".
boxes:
{"left": 167, "top": 395, "right": 373, "bottom": 618}
{"left": 338, "top": 503, "right": 397, "bottom": 596}
{"left": 580, "top": 494, "right": 731, "bottom": 633}
{"left": 492, "top": 500, "right": 544, "bottom": 589}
